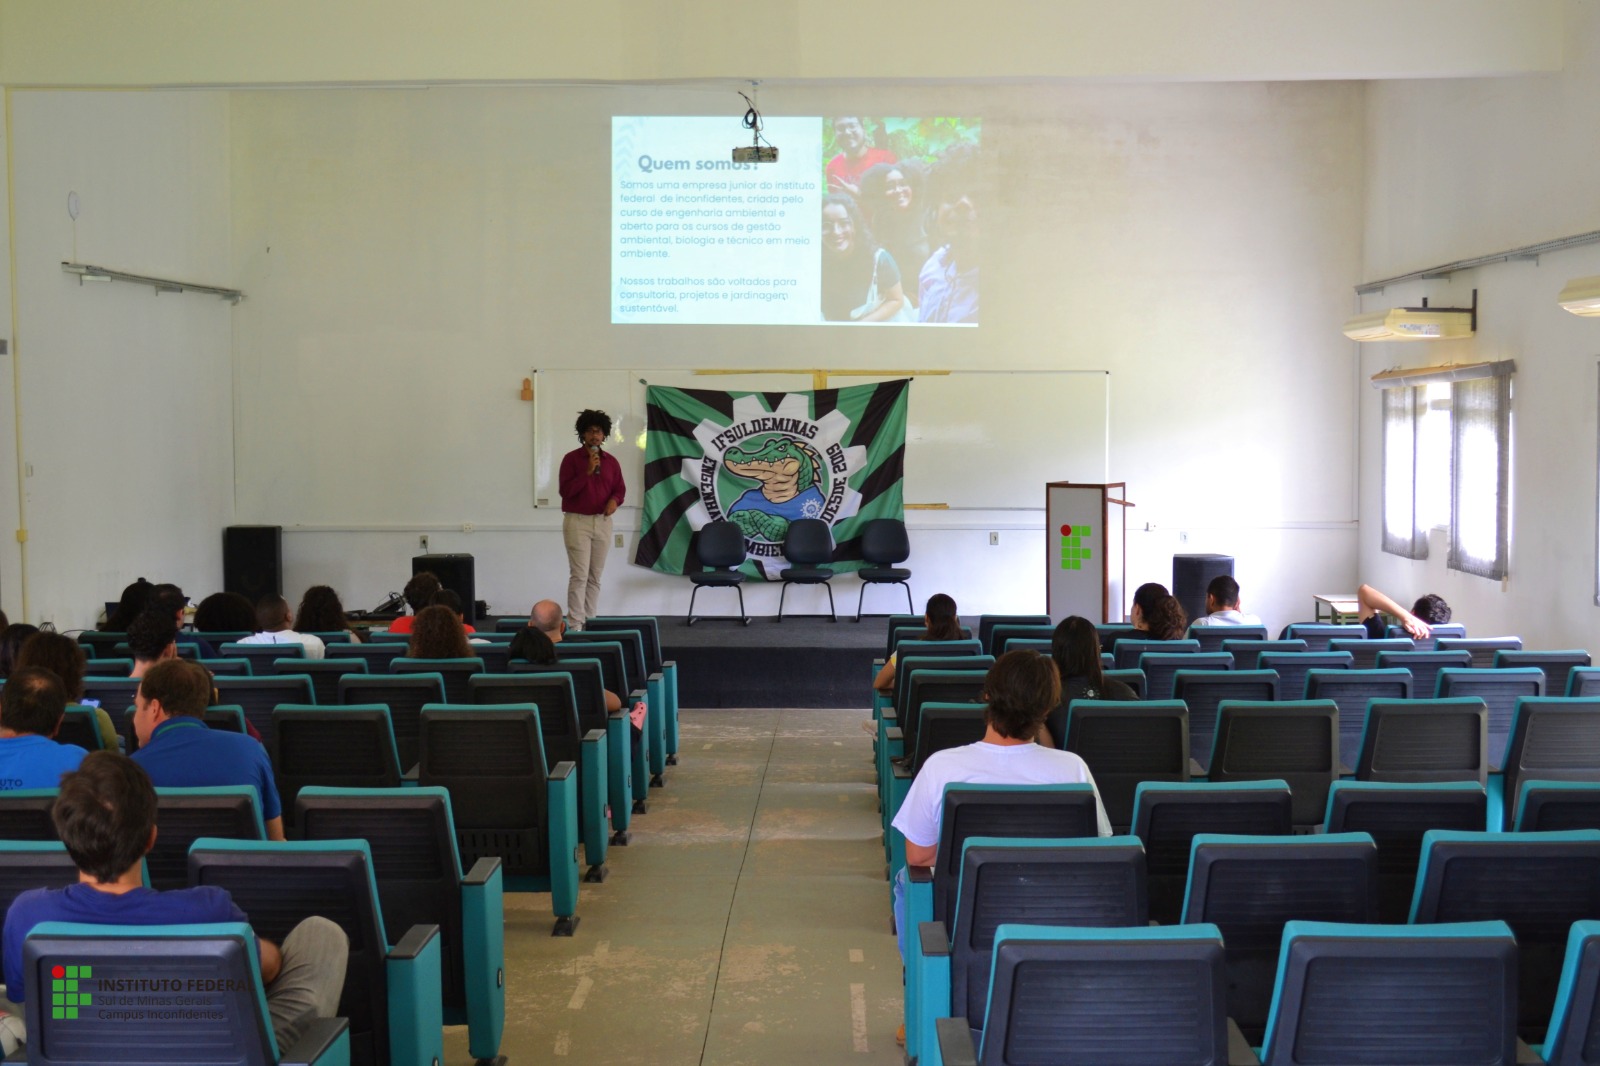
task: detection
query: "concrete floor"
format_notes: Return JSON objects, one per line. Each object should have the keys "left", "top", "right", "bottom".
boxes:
{"left": 443, "top": 706, "right": 905, "bottom": 1065}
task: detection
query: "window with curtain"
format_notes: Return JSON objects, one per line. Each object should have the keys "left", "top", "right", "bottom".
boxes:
{"left": 1376, "top": 361, "right": 1512, "bottom": 578}
{"left": 1381, "top": 385, "right": 1428, "bottom": 558}
{"left": 1447, "top": 370, "right": 1511, "bottom": 579}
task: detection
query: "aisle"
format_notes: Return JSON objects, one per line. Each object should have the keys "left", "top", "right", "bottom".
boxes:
{"left": 443, "top": 706, "right": 905, "bottom": 1065}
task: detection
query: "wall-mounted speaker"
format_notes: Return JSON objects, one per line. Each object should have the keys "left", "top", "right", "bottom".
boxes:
{"left": 223, "top": 526, "right": 283, "bottom": 605}
{"left": 414, "top": 553, "right": 476, "bottom": 625}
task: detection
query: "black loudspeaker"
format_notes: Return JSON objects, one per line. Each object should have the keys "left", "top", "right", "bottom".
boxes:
{"left": 1172, "top": 553, "right": 1234, "bottom": 625}
{"left": 414, "top": 554, "right": 476, "bottom": 625}
{"left": 223, "top": 526, "right": 283, "bottom": 604}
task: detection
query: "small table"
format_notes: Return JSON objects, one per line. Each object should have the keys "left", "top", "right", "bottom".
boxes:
{"left": 1312, "top": 594, "right": 1361, "bottom": 624}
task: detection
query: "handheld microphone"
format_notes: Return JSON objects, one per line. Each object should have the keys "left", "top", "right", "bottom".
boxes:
{"left": 588, "top": 443, "right": 601, "bottom": 472}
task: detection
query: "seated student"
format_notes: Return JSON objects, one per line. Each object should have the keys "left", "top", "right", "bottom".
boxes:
{"left": 101, "top": 577, "right": 156, "bottom": 632}
{"left": 889, "top": 650, "right": 1112, "bottom": 960}
{"left": 130, "top": 659, "right": 286, "bottom": 841}
{"left": 1190, "top": 575, "right": 1263, "bottom": 627}
{"left": 1042, "top": 616, "right": 1138, "bottom": 749}
{"left": 0, "top": 667, "right": 87, "bottom": 791}
{"left": 294, "top": 585, "right": 362, "bottom": 644}
{"left": 0, "top": 752, "right": 348, "bottom": 1057}
{"left": 406, "top": 604, "right": 474, "bottom": 660}
{"left": 513, "top": 601, "right": 623, "bottom": 713}
{"left": 428, "top": 589, "right": 484, "bottom": 641}
{"left": 1129, "top": 581, "right": 1168, "bottom": 634}
{"left": 238, "top": 595, "right": 326, "bottom": 660}
{"left": 1357, "top": 583, "right": 1451, "bottom": 640}
{"left": 193, "top": 590, "right": 258, "bottom": 634}
{"left": 126, "top": 607, "right": 180, "bottom": 679}
{"left": 15, "top": 631, "right": 119, "bottom": 752}
{"left": 873, "top": 592, "right": 963, "bottom": 694}
{"left": 1136, "top": 592, "right": 1189, "bottom": 641}
{"left": 383, "top": 571, "right": 442, "bottom": 636}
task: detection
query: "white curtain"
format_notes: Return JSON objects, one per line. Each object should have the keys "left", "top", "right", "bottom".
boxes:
{"left": 1448, "top": 372, "right": 1510, "bottom": 579}
{"left": 1381, "top": 385, "right": 1428, "bottom": 559}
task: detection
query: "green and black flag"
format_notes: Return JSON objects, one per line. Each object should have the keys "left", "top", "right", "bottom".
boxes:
{"left": 633, "top": 380, "right": 910, "bottom": 579}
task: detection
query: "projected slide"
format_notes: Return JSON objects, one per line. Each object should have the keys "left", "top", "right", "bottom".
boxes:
{"left": 613, "top": 116, "right": 980, "bottom": 326}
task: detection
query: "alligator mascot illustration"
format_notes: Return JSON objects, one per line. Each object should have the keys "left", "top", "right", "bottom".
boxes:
{"left": 722, "top": 435, "right": 828, "bottom": 542}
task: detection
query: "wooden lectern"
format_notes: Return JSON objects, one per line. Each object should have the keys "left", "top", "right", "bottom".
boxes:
{"left": 1045, "top": 482, "right": 1132, "bottom": 624}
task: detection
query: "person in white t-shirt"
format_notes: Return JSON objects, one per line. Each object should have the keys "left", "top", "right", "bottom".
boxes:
{"left": 236, "top": 594, "right": 326, "bottom": 660}
{"left": 888, "top": 649, "right": 1111, "bottom": 963}
{"left": 1189, "top": 575, "right": 1263, "bottom": 627}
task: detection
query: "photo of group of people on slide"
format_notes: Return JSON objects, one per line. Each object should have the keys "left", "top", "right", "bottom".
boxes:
{"left": 819, "top": 117, "right": 981, "bottom": 325}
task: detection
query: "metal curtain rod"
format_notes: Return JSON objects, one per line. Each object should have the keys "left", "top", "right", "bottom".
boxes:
{"left": 1355, "top": 230, "right": 1600, "bottom": 296}
{"left": 61, "top": 261, "right": 244, "bottom": 303}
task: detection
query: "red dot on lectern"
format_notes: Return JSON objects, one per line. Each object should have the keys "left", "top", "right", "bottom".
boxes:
{"left": 51, "top": 965, "right": 64, "bottom": 979}
{"left": 1059, "top": 524, "right": 1072, "bottom": 536}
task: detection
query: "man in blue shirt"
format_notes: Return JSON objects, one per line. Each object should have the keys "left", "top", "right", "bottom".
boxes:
{"left": 0, "top": 667, "right": 87, "bottom": 791}
{"left": 1, "top": 752, "right": 346, "bottom": 1057}
{"left": 129, "top": 658, "right": 286, "bottom": 840}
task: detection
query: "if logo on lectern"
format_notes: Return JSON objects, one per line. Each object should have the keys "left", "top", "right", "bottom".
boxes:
{"left": 1059, "top": 524, "right": 1091, "bottom": 571}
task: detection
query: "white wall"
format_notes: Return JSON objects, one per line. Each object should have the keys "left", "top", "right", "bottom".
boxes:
{"left": 228, "top": 81, "right": 1364, "bottom": 627}
{"left": 1359, "top": 0, "right": 1600, "bottom": 650}
{"left": 0, "top": 0, "right": 1563, "bottom": 85}
{"left": 4, "top": 90, "right": 234, "bottom": 629}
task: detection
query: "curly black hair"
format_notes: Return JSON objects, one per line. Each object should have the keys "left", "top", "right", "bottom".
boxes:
{"left": 575, "top": 409, "right": 613, "bottom": 439}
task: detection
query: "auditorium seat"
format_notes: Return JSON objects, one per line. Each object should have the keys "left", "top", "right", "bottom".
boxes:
{"left": 1329, "top": 636, "right": 1414, "bottom": 670}
{"left": 1516, "top": 781, "right": 1600, "bottom": 832}
{"left": 886, "top": 704, "right": 988, "bottom": 845}
{"left": 1437, "top": 635, "right": 1524, "bottom": 669}
{"left": 1095, "top": 622, "right": 1137, "bottom": 653}
{"left": 1062, "top": 698, "right": 1189, "bottom": 832}
{"left": 277, "top": 655, "right": 368, "bottom": 705}
{"left": 1103, "top": 667, "right": 1146, "bottom": 697}
{"left": 1182, "top": 832, "right": 1378, "bottom": 1042}
{"left": 1410, "top": 829, "right": 1600, "bottom": 1040}
{"left": 1375, "top": 648, "right": 1474, "bottom": 700}
{"left": 1171, "top": 669, "right": 1278, "bottom": 772}
{"left": 1540, "top": 919, "right": 1600, "bottom": 1066}
{"left": 339, "top": 673, "right": 446, "bottom": 770}
{"left": 1140, "top": 650, "right": 1231, "bottom": 701}
{"left": 1256, "top": 920, "right": 1519, "bottom": 1066}
{"left": 296, "top": 786, "right": 507, "bottom": 1064}
{"left": 986, "top": 624, "right": 1054, "bottom": 656}
{"left": 1323, "top": 780, "right": 1488, "bottom": 922}
{"left": 220, "top": 640, "right": 305, "bottom": 674}
{"left": 0, "top": 789, "right": 61, "bottom": 841}
{"left": 55, "top": 705, "right": 105, "bottom": 751}
{"left": 854, "top": 517, "right": 913, "bottom": 620}
{"left": 1281, "top": 622, "right": 1366, "bottom": 651}
{"left": 1354, "top": 698, "right": 1488, "bottom": 786}
{"left": 1435, "top": 666, "right": 1545, "bottom": 771}
{"left": 976, "top": 614, "right": 1050, "bottom": 656}
{"left": 1304, "top": 668, "right": 1412, "bottom": 771}
{"left": 686, "top": 519, "right": 751, "bottom": 625}
{"left": 1572, "top": 667, "right": 1600, "bottom": 698}
{"left": 212, "top": 674, "right": 317, "bottom": 743}
{"left": 326, "top": 640, "right": 409, "bottom": 671}
{"left": 271, "top": 705, "right": 407, "bottom": 826}
{"left": 932, "top": 924, "right": 1235, "bottom": 1066}
{"left": 1497, "top": 696, "right": 1600, "bottom": 829}
{"left": 1130, "top": 779, "right": 1293, "bottom": 925}
{"left": 0, "top": 841, "right": 78, "bottom": 925}
{"left": 1113, "top": 637, "right": 1199, "bottom": 671}
{"left": 390, "top": 655, "right": 484, "bottom": 705}
{"left": 1206, "top": 700, "right": 1340, "bottom": 828}
{"left": 1496, "top": 649, "right": 1592, "bottom": 698}
{"left": 1257, "top": 650, "right": 1352, "bottom": 700}
{"left": 1387, "top": 621, "right": 1467, "bottom": 649}
{"left": 147, "top": 785, "right": 266, "bottom": 890}
{"left": 1222, "top": 638, "right": 1307, "bottom": 671}
{"left": 905, "top": 837, "right": 1147, "bottom": 1063}
{"left": 1186, "top": 623, "right": 1268, "bottom": 651}
{"left": 777, "top": 517, "right": 836, "bottom": 621}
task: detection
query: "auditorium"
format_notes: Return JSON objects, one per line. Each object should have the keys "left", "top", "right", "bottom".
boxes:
{"left": 0, "top": 3, "right": 1598, "bottom": 1063}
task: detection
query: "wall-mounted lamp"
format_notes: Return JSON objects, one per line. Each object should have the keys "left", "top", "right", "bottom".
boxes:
{"left": 1558, "top": 276, "right": 1600, "bottom": 316}
{"left": 1343, "top": 289, "right": 1477, "bottom": 342}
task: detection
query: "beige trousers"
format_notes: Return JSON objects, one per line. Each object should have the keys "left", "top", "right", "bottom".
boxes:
{"left": 563, "top": 511, "right": 612, "bottom": 629}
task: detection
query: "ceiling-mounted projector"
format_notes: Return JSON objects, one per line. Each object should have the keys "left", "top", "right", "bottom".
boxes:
{"left": 732, "top": 146, "right": 779, "bottom": 163}
{"left": 1342, "top": 290, "right": 1477, "bottom": 342}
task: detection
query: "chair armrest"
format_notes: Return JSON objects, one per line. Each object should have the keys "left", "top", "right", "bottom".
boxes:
{"left": 918, "top": 921, "right": 950, "bottom": 958}
{"left": 1190, "top": 757, "right": 1206, "bottom": 778}
{"left": 874, "top": 657, "right": 886, "bottom": 668}
{"left": 460, "top": 858, "right": 507, "bottom": 1061}
{"left": 908, "top": 864, "right": 933, "bottom": 883}
{"left": 1227, "top": 1018, "right": 1262, "bottom": 1065}
{"left": 464, "top": 855, "right": 502, "bottom": 887}
{"left": 583, "top": 728, "right": 606, "bottom": 743}
{"left": 891, "top": 760, "right": 912, "bottom": 780}
{"left": 385, "top": 923, "right": 445, "bottom": 1066}
{"left": 401, "top": 764, "right": 419, "bottom": 785}
{"left": 547, "top": 763, "right": 581, "bottom": 922}
{"left": 277, "top": 1016, "right": 351, "bottom": 1066}
{"left": 935, "top": 1016, "right": 978, "bottom": 1066}
{"left": 885, "top": 727, "right": 903, "bottom": 742}
{"left": 551, "top": 760, "right": 576, "bottom": 782}
{"left": 389, "top": 922, "right": 441, "bottom": 961}
{"left": 1517, "top": 1037, "right": 1547, "bottom": 1064}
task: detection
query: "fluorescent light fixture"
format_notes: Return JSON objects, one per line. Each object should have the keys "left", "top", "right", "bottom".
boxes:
{"left": 1343, "top": 289, "right": 1477, "bottom": 342}
{"left": 1558, "top": 275, "right": 1600, "bottom": 316}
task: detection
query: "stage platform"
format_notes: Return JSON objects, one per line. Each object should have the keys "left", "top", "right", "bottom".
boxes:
{"left": 661, "top": 615, "right": 883, "bottom": 708}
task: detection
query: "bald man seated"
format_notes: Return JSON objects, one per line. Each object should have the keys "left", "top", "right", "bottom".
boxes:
{"left": 526, "top": 599, "right": 622, "bottom": 713}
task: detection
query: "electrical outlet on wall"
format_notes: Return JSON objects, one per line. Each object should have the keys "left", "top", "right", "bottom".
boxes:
{"left": 989, "top": 532, "right": 999, "bottom": 546}
{"left": 419, "top": 534, "right": 429, "bottom": 552}
{"left": 461, "top": 523, "right": 474, "bottom": 533}
{"left": 614, "top": 533, "right": 624, "bottom": 548}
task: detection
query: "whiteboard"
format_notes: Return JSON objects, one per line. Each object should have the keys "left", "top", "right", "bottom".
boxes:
{"left": 531, "top": 369, "right": 1108, "bottom": 511}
